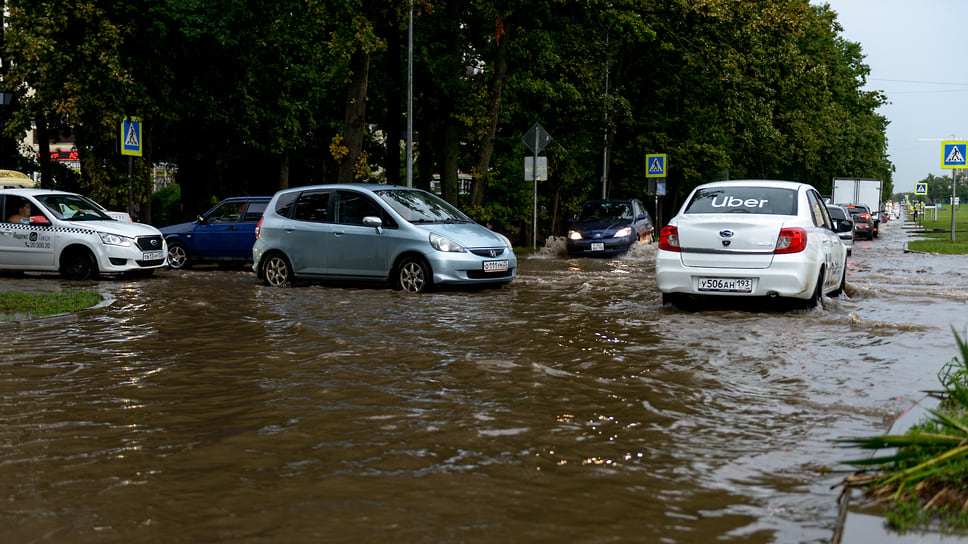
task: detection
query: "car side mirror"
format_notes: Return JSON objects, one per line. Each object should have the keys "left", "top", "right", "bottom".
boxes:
{"left": 363, "top": 216, "right": 383, "bottom": 233}
{"left": 837, "top": 219, "right": 853, "bottom": 233}
{"left": 197, "top": 214, "right": 207, "bottom": 224}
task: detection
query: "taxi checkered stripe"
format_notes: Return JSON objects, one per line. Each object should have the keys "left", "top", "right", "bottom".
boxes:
{"left": 6, "top": 223, "right": 95, "bottom": 235}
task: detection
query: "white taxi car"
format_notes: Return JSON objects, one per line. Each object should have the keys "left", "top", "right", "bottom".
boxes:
{"left": 656, "top": 180, "right": 847, "bottom": 308}
{"left": 0, "top": 189, "right": 167, "bottom": 280}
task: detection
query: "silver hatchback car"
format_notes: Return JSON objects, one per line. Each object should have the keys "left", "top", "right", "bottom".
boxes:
{"left": 252, "top": 184, "right": 516, "bottom": 293}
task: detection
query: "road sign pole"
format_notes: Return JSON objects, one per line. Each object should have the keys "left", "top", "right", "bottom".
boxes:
{"left": 522, "top": 123, "right": 551, "bottom": 252}
{"left": 533, "top": 152, "right": 538, "bottom": 252}
{"left": 953, "top": 169, "right": 958, "bottom": 242}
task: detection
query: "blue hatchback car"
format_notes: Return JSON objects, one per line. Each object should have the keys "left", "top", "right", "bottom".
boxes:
{"left": 160, "top": 196, "right": 270, "bottom": 269}
{"left": 566, "top": 198, "right": 654, "bottom": 256}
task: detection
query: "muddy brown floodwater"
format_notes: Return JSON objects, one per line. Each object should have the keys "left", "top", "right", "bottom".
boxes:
{"left": 1, "top": 217, "right": 966, "bottom": 543}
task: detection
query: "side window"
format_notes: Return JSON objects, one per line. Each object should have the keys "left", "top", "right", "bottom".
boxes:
{"left": 293, "top": 191, "right": 331, "bottom": 222}
{"left": 206, "top": 201, "right": 243, "bottom": 223}
{"left": 807, "top": 191, "right": 832, "bottom": 229}
{"left": 243, "top": 200, "right": 268, "bottom": 222}
{"left": 273, "top": 192, "right": 298, "bottom": 218}
{"left": 336, "top": 191, "right": 384, "bottom": 226}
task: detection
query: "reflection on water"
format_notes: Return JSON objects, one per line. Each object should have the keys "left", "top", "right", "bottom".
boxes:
{"left": 0, "top": 221, "right": 964, "bottom": 543}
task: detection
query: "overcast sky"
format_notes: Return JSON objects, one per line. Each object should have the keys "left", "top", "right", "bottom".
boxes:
{"left": 816, "top": 0, "right": 968, "bottom": 193}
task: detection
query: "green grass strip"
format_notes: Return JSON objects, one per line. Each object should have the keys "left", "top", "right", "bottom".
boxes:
{"left": 0, "top": 290, "right": 102, "bottom": 321}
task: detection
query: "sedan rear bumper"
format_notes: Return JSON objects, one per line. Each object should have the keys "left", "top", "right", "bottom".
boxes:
{"left": 655, "top": 250, "right": 818, "bottom": 300}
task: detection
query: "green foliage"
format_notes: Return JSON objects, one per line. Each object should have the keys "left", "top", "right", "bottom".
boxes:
{"left": 1, "top": 0, "right": 893, "bottom": 244}
{"left": 150, "top": 183, "right": 182, "bottom": 227}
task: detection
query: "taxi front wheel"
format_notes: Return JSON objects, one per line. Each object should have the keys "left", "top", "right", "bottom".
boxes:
{"left": 61, "top": 249, "right": 99, "bottom": 281}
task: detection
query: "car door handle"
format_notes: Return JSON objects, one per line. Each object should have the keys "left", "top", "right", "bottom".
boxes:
{"left": 227, "top": 226, "right": 238, "bottom": 231}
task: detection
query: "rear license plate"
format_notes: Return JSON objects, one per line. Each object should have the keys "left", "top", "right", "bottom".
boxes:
{"left": 143, "top": 250, "right": 164, "bottom": 261}
{"left": 590, "top": 242, "right": 605, "bottom": 252}
{"left": 483, "top": 260, "right": 509, "bottom": 272}
{"left": 698, "top": 277, "right": 752, "bottom": 293}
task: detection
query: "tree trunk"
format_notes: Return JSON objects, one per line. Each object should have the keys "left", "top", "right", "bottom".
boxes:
{"left": 440, "top": 0, "right": 463, "bottom": 204}
{"left": 338, "top": 51, "right": 370, "bottom": 184}
{"left": 384, "top": 22, "right": 402, "bottom": 186}
{"left": 470, "top": 20, "right": 510, "bottom": 208}
{"left": 141, "top": 121, "right": 152, "bottom": 224}
{"left": 278, "top": 149, "right": 290, "bottom": 189}
{"left": 35, "top": 113, "right": 53, "bottom": 188}
{"left": 441, "top": 121, "right": 459, "bottom": 204}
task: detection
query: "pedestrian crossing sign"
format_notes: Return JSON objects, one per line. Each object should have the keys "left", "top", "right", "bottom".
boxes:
{"left": 646, "top": 153, "right": 666, "bottom": 178}
{"left": 121, "top": 117, "right": 142, "bottom": 157}
{"left": 915, "top": 183, "right": 927, "bottom": 195}
{"left": 942, "top": 141, "right": 967, "bottom": 169}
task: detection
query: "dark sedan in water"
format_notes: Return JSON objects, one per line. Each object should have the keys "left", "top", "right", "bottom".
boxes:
{"left": 566, "top": 198, "right": 654, "bottom": 256}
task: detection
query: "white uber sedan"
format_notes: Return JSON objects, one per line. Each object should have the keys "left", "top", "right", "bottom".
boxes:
{"left": 655, "top": 180, "right": 847, "bottom": 308}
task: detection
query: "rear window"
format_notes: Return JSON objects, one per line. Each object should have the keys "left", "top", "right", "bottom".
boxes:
{"left": 684, "top": 187, "right": 798, "bottom": 215}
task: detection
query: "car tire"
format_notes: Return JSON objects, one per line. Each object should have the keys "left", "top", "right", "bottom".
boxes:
{"left": 830, "top": 260, "right": 847, "bottom": 298}
{"left": 262, "top": 254, "right": 292, "bottom": 287}
{"left": 805, "top": 269, "right": 824, "bottom": 309}
{"left": 396, "top": 256, "right": 431, "bottom": 293}
{"left": 167, "top": 241, "right": 190, "bottom": 269}
{"left": 60, "top": 248, "right": 99, "bottom": 281}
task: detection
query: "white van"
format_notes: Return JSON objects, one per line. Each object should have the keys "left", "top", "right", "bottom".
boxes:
{"left": 0, "top": 188, "right": 167, "bottom": 279}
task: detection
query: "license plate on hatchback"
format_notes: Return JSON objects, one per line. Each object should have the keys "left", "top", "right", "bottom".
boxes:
{"left": 143, "top": 250, "right": 164, "bottom": 261}
{"left": 483, "top": 260, "right": 509, "bottom": 272}
{"left": 590, "top": 242, "right": 605, "bottom": 252}
{"left": 698, "top": 277, "right": 752, "bottom": 293}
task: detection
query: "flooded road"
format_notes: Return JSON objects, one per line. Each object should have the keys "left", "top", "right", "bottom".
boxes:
{"left": 2, "top": 218, "right": 965, "bottom": 543}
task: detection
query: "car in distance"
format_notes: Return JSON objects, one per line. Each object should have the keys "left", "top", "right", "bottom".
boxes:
{"left": 655, "top": 180, "right": 847, "bottom": 308}
{"left": 252, "top": 184, "right": 516, "bottom": 293}
{"left": 840, "top": 204, "right": 875, "bottom": 240}
{"left": 566, "top": 198, "right": 654, "bottom": 256}
{"left": 825, "top": 204, "right": 854, "bottom": 256}
{"left": 0, "top": 188, "right": 167, "bottom": 280}
{"left": 160, "top": 196, "right": 270, "bottom": 269}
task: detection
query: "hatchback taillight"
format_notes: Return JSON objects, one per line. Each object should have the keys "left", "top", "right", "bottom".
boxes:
{"left": 859, "top": 213, "right": 870, "bottom": 221}
{"left": 255, "top": 216, "right": 263, "bottom": 239}
{"left": 659, "top": 226, "right": 680, "bottom": 252}
{"left": 775, "top": 227, "right": 807, "bottom": 254}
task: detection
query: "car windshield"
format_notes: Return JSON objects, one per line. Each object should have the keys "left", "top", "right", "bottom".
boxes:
{"left": 577, "top": 201, "right": 632, "bottom": 221}
{"left": 36, "top": 194, "right": 112, "bottom": 221}
{"left": 684, "top": 187, "right": 797, "bottom": 215}
{"left": 375, "top": 189, "right": 472, "bottom": 224}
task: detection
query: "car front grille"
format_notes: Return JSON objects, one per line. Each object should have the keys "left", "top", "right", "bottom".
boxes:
{"left": 469, "top": 248, "right": 506, "bottom": 258}
{"left": 136, "top": 235, "right": 164, "bottom": 251}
